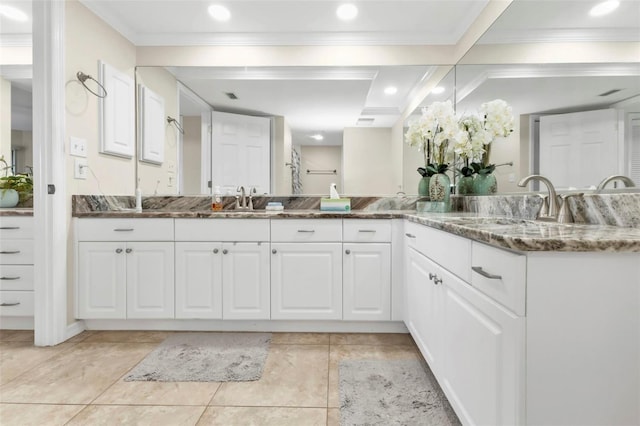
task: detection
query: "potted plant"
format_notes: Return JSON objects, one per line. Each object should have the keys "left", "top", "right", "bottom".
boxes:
{"left": 0, "top": 155, "right": 33, "bottom": 208}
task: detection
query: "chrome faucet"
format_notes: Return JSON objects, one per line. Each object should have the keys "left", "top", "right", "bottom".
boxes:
{"left": 235, "top": 186, "right": 256, "bottom": 210}
{"left": 596, "top": 175, "right": 636, "bottom": 191}
{"left": 518, "top": 175, "right": 559, "bottom": 221}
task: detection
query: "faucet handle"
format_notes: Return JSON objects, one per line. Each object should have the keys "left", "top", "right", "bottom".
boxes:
{"left": 537, "top": 194, "right": 549, "bottom": 218}
{"left": 557, "top": 193, "right": 583, "bottom": 224}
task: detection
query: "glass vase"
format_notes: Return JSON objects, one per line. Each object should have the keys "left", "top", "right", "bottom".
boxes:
{"left": 457, "top": 175, "right": 475, "bottom": 195}
{"left": 0, "top": 189, "right": 19, "bottom": 208}
{"left": 418, "top": 176, "right": 430, "bottom": 198}
{"left": 429, "top": 173, "right": 451, "bottom": 203}
{"left": 473, "top": 173, "right": 498, "bottom": 195}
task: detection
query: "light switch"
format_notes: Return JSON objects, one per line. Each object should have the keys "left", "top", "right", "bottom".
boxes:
{"left": 70, "top": 136, "right": 87, "bottom": 158}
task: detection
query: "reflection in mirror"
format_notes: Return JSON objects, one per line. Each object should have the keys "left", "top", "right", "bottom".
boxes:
{"left": 136, "top": 65, "right": 439, "bottom": 196}
{"left": 0, "top": 66, "right": 32, "bottom": 177}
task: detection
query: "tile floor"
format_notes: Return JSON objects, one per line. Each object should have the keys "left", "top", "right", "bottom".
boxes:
{"left": 0, "top": 329, "right": 437, "bottom": 425}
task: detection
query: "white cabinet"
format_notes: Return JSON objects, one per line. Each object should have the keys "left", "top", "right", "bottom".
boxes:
{"left": 343, "top": 219, "right": 392, "bottom": 321}
{"left": 175, "top": 219, "right": 271, "bottom": 320}
{"left": 76, "top": 218, "right": 175, "bottom": 319}
{"left": 0, "top": 216, "right": 35, "bottom": 324}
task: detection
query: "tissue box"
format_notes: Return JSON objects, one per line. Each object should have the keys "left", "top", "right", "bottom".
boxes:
{"left": 320, "top": 198, "right": 351, "bottom": 212}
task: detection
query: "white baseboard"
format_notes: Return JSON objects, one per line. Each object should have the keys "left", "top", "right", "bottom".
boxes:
{"left": 82, "top": 319, "right": 408, "bottom": 333}
{"left": 65, "top": 320, "right": 86, "bottom": 340}
{"left": 0, "top": 317, "right": 34, "bottom": 330}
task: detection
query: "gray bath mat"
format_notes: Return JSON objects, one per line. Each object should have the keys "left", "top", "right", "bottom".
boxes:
{"left": 124, "top": 332, "right": 271, "bottom": 382}
{"left": 339, "top": 359, "right": 460, "bottom": 425}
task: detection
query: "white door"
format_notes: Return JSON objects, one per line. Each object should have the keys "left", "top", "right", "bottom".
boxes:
{"left": 343, "top": 243, "right": 391, "bottom": 321}
{"left": 405, "top": 247, "right": 443, "bottom": 373}
{"left": 628, "top": 113, "right": 640, "bottom": 185}
{"left": 211, "top": 111, "right": 271, "bottom": 194}
{"left": 77, "top": 242, "right": 126, "bottom": 319}
{"left": 126, "top": 242, "right": 175, "bottom": 319}
{"left": 222, "top": 242, "right": 270, "bottom": 320}
{"left": 271, "top": 243, "right": 342, "bottom": 320}
{"left": 175, "top": 242, "right": 223, "bottom": 319}
{"left": 540, "top": 109, "right": 618, "bottom": 189}
{"left": 440, "top": 268, "right": 524, "bottom": 426}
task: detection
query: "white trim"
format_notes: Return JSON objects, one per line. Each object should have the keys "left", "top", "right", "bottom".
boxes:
{"left": 479, "top": 28, "right": 640, "bottom": 44}
{"left": 0, "top": 34, "right": 32, "bottom": 47}
{"left": 32, "top": 0, "right": 68, "bottom": 347}
{"left": 82, "top": 319, "right": 408, "bottom": 333}
{"left": 66, "top": 320, "right": 86, "bottom": 340}
{"left": 0, "top": 64, "right": 32, "bottom": 80}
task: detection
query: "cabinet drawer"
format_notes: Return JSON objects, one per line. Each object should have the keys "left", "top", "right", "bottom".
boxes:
{"left": 271, "top": 219, "right": 342, "bottom": 242}
{"left": 343, "top": 219, "right": 391, "bottom": 242}
{"left": 0, "top": 266, "right": 34, "bottom": 290}
{"left": 0, "top": 240, "right": 34, "bottom": 264}
{"left": 0, "top": 291, "right": 34, "bottom": 316}
{"left": 76, "top": 218, "right": 174, "bottom": 241}
{"left": 175, "top": 218, "right": 269, "bottom": 241}
{"left": 0, "top": 216, "right": 33, "bottom": 239}
{"left": 471, "top": 242, "right": 526, "bottom": 316}
{"left": 404, "top": 220, "right": 471, "bottom": 282}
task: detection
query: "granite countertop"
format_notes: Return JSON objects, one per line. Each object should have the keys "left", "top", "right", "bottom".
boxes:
{"left": 405, "top": 212, "right": 640, "bottom": 253}
{"left": 0, "top": 208, "right": 33, "bottom": 216}
{"left": 72, "top": 209, "right": 409, "bottom": 219}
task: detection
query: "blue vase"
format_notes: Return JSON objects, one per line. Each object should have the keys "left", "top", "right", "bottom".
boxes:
{"left": 418, "top": 176, "right": 430, "bottom": 197}
{"left": 473, "top": 173, "right": 498, "bottom": 195}
{"left": 0, "top": 189, "right": 19, "bottom": 208}
{"left": 429, "top": 173, "right": 451, "bottom": 203}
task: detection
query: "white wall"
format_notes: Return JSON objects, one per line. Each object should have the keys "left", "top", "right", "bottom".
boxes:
{"left": 300, "top": 145, "right": 342, "bottom": 195}
{"left": 343, "top": 127, "right": 396, "bottom": 195}
{"left": 181, "top": 116, "right": 201, "bottom": 195}
{"left": 11, "top": 130, "right": 33, "bottom": 175}
{"left": 273, "top": 116, "right": 292, "bottom": 195}
{"left": 0, "top": 77, "right": 11, "bottom": 165}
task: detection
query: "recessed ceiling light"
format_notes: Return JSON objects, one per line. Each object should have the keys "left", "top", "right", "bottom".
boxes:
{"left": 208, "top": 4, "right": 231, "bottom": 21}
{"left": 384, "top": 86, "right": 398, "bottom": 95}
{"left": 337, "top": 3, "right": 358, "bottom": 21}
{"left": 431, "top": 86, "right": 445, "bottom": 94}
{"left": 310, "top": 134, "right": 324, "bottom": 141}
{"left": 589, "top": 0, "right": 620, "bottom": 16}
{"left": 0, "top": 5, "right": 28, "bottom": 22}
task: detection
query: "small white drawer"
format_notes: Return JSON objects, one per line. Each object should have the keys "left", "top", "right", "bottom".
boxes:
{"left": 471, "top": 241, "right": 526, "bottom": 316}
{"left": 76, "top": 218, "right": 174, "bottom": 241}
{"left": 175, "top": 218, "right": 269, "bottom": 242}
{"left": 404, "top": 220, "right": 471, "bottom": 282}
{"left": 0, "top": 291, "right": 34, "bottom": 316}
{"left": 271, "top": 219, "right": 342, "bottom": 242}
{"left": 0, "top": 216, "right": 33, "bottom": 239}
{"left": 0, "top": 265, "right": 34, "bottom": 290}
{"left": 343, "top": 219, "right": 391, "bottom": 242}
{"left": 0, "top": 240, "right": 34, "bottom": 265}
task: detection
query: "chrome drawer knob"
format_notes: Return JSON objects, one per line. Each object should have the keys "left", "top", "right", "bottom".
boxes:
{"left": 125, "top": 248, "right": 132, "bottom": 253}
{"left": 115, "top": 248, "right": 123, "bottom": 253}
{"left": 213, "top": 248, "right": 219, "bottom": 254}
{"left": 345, "top": 249, "right": 351, "bottom": 255}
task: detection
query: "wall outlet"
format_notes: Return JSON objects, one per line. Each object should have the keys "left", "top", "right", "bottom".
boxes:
{"left": 508, "top": 173, "right": 516, "bottom": 183}
{"left": 74, "top": 159, "right": 88, "bottom": 179}
{"left": 69, "top": 136, "right": 87, "bottom": 158}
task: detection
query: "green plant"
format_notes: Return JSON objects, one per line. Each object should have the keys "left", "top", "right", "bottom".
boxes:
{"left": 0, "top": 155, "right": 33, "bottom": 195}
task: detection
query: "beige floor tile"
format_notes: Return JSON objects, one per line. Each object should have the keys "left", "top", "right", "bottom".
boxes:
{"left": 271, "top": 332, "right": 330, "bottom": 345}
{"left": 0, "top": 342, "right": 75, "bottom": 385}
{"left": 0, "top": 342, "right": 155, "bottom": 404}
{"left": 95, "top": 380, "right": 221, "bottom": 406}
{"left": 67, "top": 405, "right": 205, "bottom": 426}
{"left": 65, "top": 331, "right": 94, "bottom": 343}
{"left": 329, "top": 332, "right": 414, "bottom": 346}
{"left": 327, "top": 408, "right": 340, "bottom": 426}
{"left": 211, "top": 344, "right": 329, "bottom": 408}
{"left": 198, "top": 406, "right": 327, "bottom": 426}
{"left": 82, "top": 330, "right": 173, "bottom": 343}
{"left": 0, "top": 403, "right": 85, "bottom": 426}
{"left": 0, "top": 330, "right": 33, "bottom": 342}
{"left": 327, "top": 344, "right": 420, "bottom": 408}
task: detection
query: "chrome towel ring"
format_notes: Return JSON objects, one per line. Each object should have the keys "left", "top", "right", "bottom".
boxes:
{"left": 76, "top": 71, "right": 107, "bottom": 98}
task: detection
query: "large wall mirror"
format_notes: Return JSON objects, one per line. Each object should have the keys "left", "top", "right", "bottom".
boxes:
{"left": 456, "top": 0, "right": 640, "bottom": 193}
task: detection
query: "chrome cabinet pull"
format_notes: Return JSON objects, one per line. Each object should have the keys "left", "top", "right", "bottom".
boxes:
{"left": 222, "top": 249, "right": 228, "bottom": 254}
{"left": 0, "top": 226, "right": 20, "bottom": 230}
{"left": 472, "top": 266, "right": 502, "bottom": 280}
{"left": 0, "top": 302, "right": 20, "bottom": 307}
{"left": 115, "top": 248, "right": 123, "bottom": 253}
{"left": 433, "top": 276, "right": 443, "bottom": 285}
{"left": 114, "top": 228, "right": 134, "bottom": 232}
{"left": 272, "top": 249, "right": 277, "bottom": 254}
{"left": 405, "top": 233, "right": 416, "bottom": 238}
{"left": 213, "top": 248, "right": 219, "bottom": 254}
{"left": 358, "top": 229, "right": 376, "bottom": 233}
{"left": 125, "top": 248, "right": 132, "bottom": 253}
{"left": 0, "top": 251, "right": 20, "bottom": 254}
{"left": 297, "top": 229, "right": 315, "bottom": 233}
{"left": 345, "top": 249, "right": 351, "bottom": 254}
{"left": 428, "top": 273, "right": 436, "bottom": 281}
{"left": 0, "top": 276, "right": 20, "bottom": 280}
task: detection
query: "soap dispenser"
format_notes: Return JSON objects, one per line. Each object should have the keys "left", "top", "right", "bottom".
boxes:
{"left": 212, "top": 186, "right": 223, "bottom": 211}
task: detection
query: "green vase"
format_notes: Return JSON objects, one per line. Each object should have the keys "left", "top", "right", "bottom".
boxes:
{"left": 429, "top": 173, "right": 451, "bottom": 203}
{"left": 473, "top": 173, "right": 498, "bottom": 195}
{"left": 457, "top": 175, "right": 475, "bottom": 195}
{"left": 418, "top": 176, "right": 430, "bottom": 197}
{"left": 0, "top": 189, "right": 19, "bottom": 208}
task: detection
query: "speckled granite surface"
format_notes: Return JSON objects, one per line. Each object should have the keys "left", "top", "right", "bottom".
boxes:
{"left": 0, "top": 208, "right": 33, "bottom": 216}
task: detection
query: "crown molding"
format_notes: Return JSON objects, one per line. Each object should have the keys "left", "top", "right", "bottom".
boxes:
{"left": 0, "top": 64, "right": 33, "bottom": 80}
{"left": 479, "top": 28, "right": 640, "bottom": 44}
{"left": 169, "top": 66, "right": 379, "bottom": 81}
{"left": 0, "top": 34, "right": 32, "bottom": 47}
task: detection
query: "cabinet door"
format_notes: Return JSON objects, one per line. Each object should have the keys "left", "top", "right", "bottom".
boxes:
{"left": 175, "top": 242, "right": 223, "bottom": 319}
{"left": 126, "top": 242, "right": 175, "bottom": 319}
{"left": 77, "top": 242, "right": 126, "bottom": 319}
{"left": 222, "top": 242, "right": 270, "bottom": 320}
{"left": 343, "top": 243, "right": 391, "bottom": 321}
{"left": 440, "top": 270, "right": 525, "bottom": 426}
{"left": 271, "top": 243, "right": 342, "bottom": 320}
{"left": 405, "top": 246, "right": 443, "bottom": 372}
